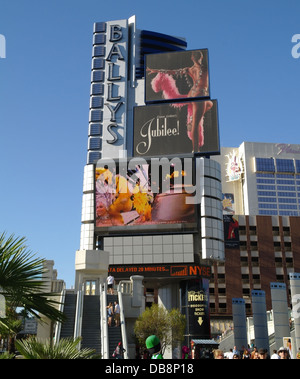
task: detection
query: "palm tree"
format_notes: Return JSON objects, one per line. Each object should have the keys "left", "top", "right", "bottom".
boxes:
{"left": 15, "top": 337, "right": 99, "bottom": 359}
{"left": 0, "top": 232, "right": 65, "bottom": 344}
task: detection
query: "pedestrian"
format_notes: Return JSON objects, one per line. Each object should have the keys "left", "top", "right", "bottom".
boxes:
{"left": 181, "top": 346, "right": 191, "bottom": 359}
{"left": 271, "top": 349, "right": 280, "bottom": 359}
{"left": 114, "top": 301, "right": 120, "bottom": 327}
{"left": 112, "top": 342, "right": 125, "bottom": 359}
{"left": 278, "top": 346, "right": 290, "bottom": 359}
{"left": 250, "top": 346, "right": 258, "bottom": 359}
{"left": 146, "top": 335, "right": 163, "bottom": 359}
{"left": 213, "top": 349, "right": 224, "bottom": 359}
{"left": 258, "top": 348, "right": 268, "bottom": 359}
{"left": 232, "top": 345, "right": 239, "bottom": 357}
{"left": 107, "top": 302, "right": 114, "bottom": 327}
{"left": 242, "top": 348, "right": 251, "bottom": 359}
{"left": 225, "top": 348, "right": 234, "bottom": 359}
{"left": 107, "top": 274, "right": 115, "bottom": 294}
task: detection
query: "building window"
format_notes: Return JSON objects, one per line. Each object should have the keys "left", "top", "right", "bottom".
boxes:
{"left": 259, "top": 203, "right": 277, "bottom": 209}
{"left": 258, "top": 197, "right": 277, "bottom": 203}
{"left": 278, "top": 198, "right": 297, "bottom": 203}
{"left": 259, "top": 210, "right": 278, "bottom": 215}
{"left": 279, "top": 210, "right": 299, "bottom": 216}
{"left": 255, "top": 158, "right": 275, "bottom": 172}
{"left": 276, "top": 159, "right": 295, "bottom": 173}
{"left": 258, "top": 191, "right": 276, "bottom": 196}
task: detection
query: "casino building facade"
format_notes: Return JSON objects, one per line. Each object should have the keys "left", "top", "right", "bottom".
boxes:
{"left": 75, "top": 16, "right": 224, "bottom": 344}
{"left": 209, "top": 142, "right": 300, "bottom": 337}
{"left": 53, "top": 18, "right": 300, "bottom": 351}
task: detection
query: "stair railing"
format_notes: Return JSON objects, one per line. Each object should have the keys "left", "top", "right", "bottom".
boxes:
{"left": 53, "top": 285, "right": 66, "bottom": 345}
{"left": 100, "top": 282, "right": 109, "bottom": 359}
{"left": 73, "top": 283, "right": 84, "bottom": 349}
{"left": 117, "top": 281, "right": 130, "bottom": 359}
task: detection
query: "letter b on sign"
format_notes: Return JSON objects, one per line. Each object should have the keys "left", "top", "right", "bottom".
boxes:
{"left": 110, "top": 25, "right": 122, "bottom": 42}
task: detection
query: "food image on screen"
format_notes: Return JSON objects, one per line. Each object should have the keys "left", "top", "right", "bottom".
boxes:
{"left": 95, "top": 158, "right": 198, "bottom": 234}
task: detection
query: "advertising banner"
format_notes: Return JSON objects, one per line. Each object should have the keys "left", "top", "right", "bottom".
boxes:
{"left": 223, "top": 215, "right": 240, "bottom": 248}
{"left": 133, "top": 99, "right": 219, "bottom": 157}
{"left": 94, "top": 157, "right": 198, "bottom": 235}
{"left": 145, "top": 49, "right": 210, "bottom": 103}
{"left": 180, "top": 278, "right": 211, "bottom": 340}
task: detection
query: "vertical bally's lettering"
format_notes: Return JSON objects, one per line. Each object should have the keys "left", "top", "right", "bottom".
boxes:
{"left": 105, "top": 24, "right": 125, "bottom": 144}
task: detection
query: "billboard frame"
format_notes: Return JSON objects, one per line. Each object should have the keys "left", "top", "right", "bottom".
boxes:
{"left": 93, "top": 156, "right": 200, "bottom": 237}
{"left": 145, "top": 48, "right": 211, "bottom": 105}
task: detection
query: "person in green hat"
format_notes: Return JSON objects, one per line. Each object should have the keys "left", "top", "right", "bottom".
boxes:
{"left": 146, "top": 335, "right": 163, "bottom": 359}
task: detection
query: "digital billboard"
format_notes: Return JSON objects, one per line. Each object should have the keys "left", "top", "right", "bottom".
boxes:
{"left": 224, "top": 215, "right": 240, "bottom": 249}
{"left": 95, "top": 157, "right": 198, "bottom": 235}
{"left": 108, "top": 263, "right": 211, "bottom": 279}
{"left": 145, "top": 49, "right": 210, "bottom": 103}
{"left": 133, "top": 99, "right": 219, "bottom": 156}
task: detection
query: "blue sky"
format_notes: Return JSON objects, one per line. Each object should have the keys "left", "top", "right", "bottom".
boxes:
{"left": 0, "top": 0, "right": 299, "bottom": 288}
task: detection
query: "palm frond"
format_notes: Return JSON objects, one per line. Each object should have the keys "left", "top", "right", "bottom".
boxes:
{"left": 15, "top": 337, "right": 98, "bottom": 359}
{"left": 0, "top": 232, "right": 65, "bottom": 323}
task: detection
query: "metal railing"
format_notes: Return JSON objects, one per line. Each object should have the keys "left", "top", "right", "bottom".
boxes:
{"left": 53, "top": 285, "right": 66, "bottom": 345}
{"left": 100, "top": 282, "right": 109, "bottom": 359}
{"left": 55, "top": 280, "right": 134, "bottom": 358}
{"left": 73, "top": 284, "right": 84, "bottom": 349}
{"left": 117, "top": 281, "right": 130, "bottom": 359}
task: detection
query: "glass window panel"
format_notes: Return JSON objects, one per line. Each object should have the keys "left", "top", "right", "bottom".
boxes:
{"left": 276, "top": 158, "right": 295, "bottom": 173}
{"left": 295, "top": 160, "right": 300, "bottom": 173}
{"left": 255, "top": 158, "right": 275, "bottom": 172}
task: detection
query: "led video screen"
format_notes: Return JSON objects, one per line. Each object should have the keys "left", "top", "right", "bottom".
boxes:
{"left": 94, "top": 157, "right": 198, "bottom": 235}
{"left": 133, "top": 99, "right": 220, "bottom": 157}
{"left": 145, "top": 49, "right": 210, "bottom": 103}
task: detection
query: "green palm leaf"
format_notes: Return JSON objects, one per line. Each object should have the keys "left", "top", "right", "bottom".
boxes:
{"left": 0, "top": 232, "right": 65, "bottom": 323}
{"left": 15, "top": 337, "right": 98, "bottom": 359}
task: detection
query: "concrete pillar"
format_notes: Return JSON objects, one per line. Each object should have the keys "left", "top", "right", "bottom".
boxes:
{"left": 232, "top": 298, "right": 247, "bottom": 351}
{"left": 289, "top": 273, "right": 300, "bottom": 353}
{"left": 270, "top": 282, "right": 290, "bottom": 350}
{"left": 251, "top": 290, "right": 269, "bottom": 352}
{"left": 158, "top": 284, "right": 173, "bottom": 310}
{"left": 74, "top": 249, "right": 109, "bottom": 292}
{"left": 131, "top": 275, "right": 144, "bottom": 308}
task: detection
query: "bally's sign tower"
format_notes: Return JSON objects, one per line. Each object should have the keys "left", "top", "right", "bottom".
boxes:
{"left": 78, "top": 16, "right": 224, "bottom": 344}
